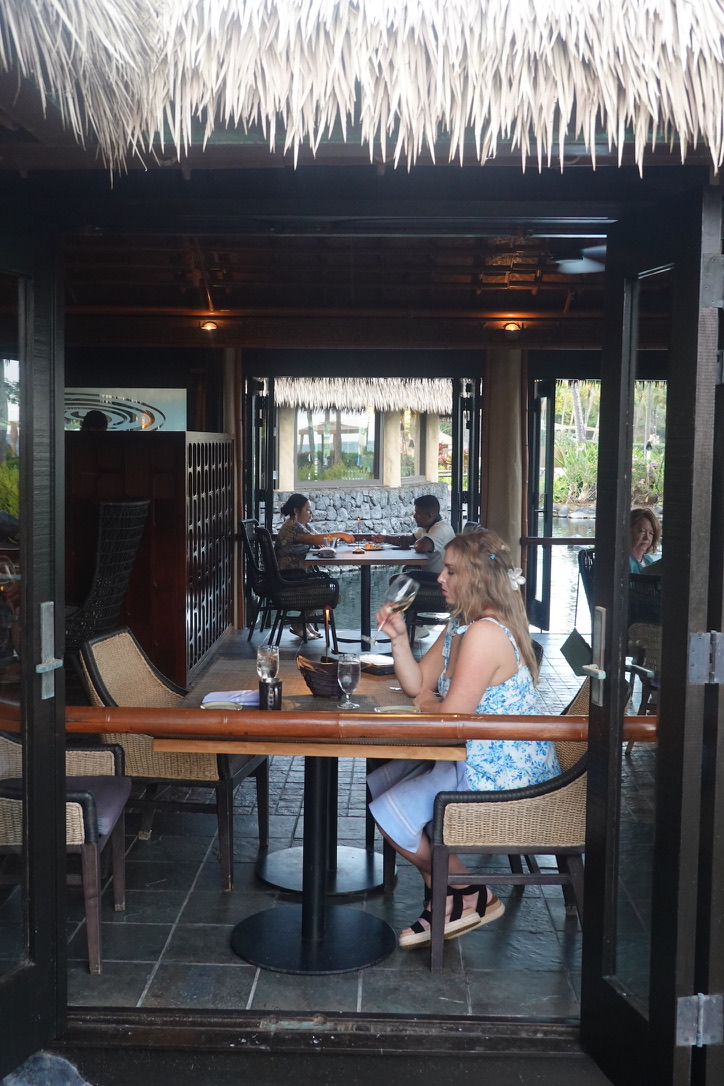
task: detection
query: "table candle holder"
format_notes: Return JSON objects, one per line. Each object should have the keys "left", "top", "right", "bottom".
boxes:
{"left": 258, "top": 678, "right": 282, "bottom": 710}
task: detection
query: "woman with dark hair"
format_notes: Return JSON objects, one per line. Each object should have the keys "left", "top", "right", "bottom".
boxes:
{"left": 367, "top": 528, "right": 560, "bottom": 949}
{"left": 629, "top": 507, "right": 661, "bottom": 572}
{"left": 276, "top": 493, "right": 353, "bottom": 637}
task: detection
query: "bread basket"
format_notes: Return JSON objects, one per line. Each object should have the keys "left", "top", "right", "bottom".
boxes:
{"left": 296, "top": 654, "right": 339, "bottom": 698}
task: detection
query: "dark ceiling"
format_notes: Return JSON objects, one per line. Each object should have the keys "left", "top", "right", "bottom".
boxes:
{"left": 0, "top": 71, "right": 711, "bottom": 351}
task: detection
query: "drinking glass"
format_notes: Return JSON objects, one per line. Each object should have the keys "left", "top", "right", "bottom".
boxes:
{"left": 367, "top": 574, "right": 420, "bottom": 647}
{"left": 337, "top": 653, "right": 361, "bottom": 709}
{"left": 256, "top": 643, "right": 279, "bottom": 681}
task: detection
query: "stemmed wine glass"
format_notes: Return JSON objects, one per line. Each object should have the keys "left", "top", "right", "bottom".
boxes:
{"left": 366, "top": 574, "right": 420, "bottom": 647}
{"left": 337, "top": 653, "right": 361, "bottom": 710}
{"left": 256, "top": 643, "right": 279, "bottom": 681}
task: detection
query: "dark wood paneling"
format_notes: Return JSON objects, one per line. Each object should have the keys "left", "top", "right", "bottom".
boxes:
{"left": 65, "top": 431, "right": 233, "bottom": 685}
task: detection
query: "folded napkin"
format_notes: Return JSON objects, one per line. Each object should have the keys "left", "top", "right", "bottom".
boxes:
{"left": 201, "top": 689, "right": 259, "bottom": 708}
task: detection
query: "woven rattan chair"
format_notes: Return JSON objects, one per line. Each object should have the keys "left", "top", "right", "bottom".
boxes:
{"left": 428, "top": 680, "right": 589, "bottom": 972}
{"left": 77, "top": 628, "right": 269, "bottom": 891}
{"left": 256, "top": 526, "right": 340, "bottom": 649}
{"left": 65, "top": 500, "right": 150, "bottom": 656}
{"left": 0, "top": 732, "right": 130, "bottom": 974}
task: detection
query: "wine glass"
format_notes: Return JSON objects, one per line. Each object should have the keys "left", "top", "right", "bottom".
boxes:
{"left": 256, "top": 643, "right": 279, "bottom": 681}
{"left": 366, "top": 574, "right": 420, "bottom": 647}
{"left": 337, "top": 653, "right": 361, "bottom": 710}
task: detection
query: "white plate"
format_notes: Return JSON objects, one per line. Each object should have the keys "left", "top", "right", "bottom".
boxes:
{"left": 373, "top": 704, "right": 421, "bottom": 714}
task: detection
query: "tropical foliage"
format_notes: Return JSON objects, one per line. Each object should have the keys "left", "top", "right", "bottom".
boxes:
{"left": 553, "top": 381, "right": 665, "bottom": 507}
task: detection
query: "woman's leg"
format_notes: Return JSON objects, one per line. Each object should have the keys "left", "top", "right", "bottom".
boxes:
{"left": 377, "top": 824, "right": 500, "bottom": 946}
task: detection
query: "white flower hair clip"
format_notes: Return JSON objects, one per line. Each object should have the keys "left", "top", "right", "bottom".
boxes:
{"left": 507, "top": 567, "right": 525, "bottom": 591}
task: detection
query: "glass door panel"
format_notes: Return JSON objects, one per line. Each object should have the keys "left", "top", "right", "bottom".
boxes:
{"left": 614, "top": 282, "right": 670, "bottom": 1011}
{"left": 0, "top": 273, "right": 22, "bottom": 980}
{"left": 581, "top": 186, "right": 720, "bottom": 1086}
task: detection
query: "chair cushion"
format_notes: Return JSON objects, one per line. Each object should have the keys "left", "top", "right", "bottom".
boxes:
{"left": 66, "top": 776, "right": 132, "bottom": 836}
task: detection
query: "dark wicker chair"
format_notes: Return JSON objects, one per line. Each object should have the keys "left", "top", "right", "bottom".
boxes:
{"left": 578, "top": 547, "right": 595, "bottom": 622}
{"left": 65, "top": 500, "right": 150, "bottom": 655}
{"left": 428, "top": 680, "right": 589, "bottom": 972}
{"left": 0, "top": 732, "right": 130, "bottom": 974}
{"left": 403, "top": 574, "right": 449, "bottom": 645}
{"left": 255, "top": 526, "right": 340, "bottom": 649}
{"left": 238, "top": 518, "right": 275, "bottom": 640}
{"left": 77, "top": 628, "right": 269, "bottom": 891}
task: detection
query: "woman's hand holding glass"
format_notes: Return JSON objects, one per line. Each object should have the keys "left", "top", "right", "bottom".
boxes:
{"left": 367, "top": 574, "right": 419, "bottom": 647}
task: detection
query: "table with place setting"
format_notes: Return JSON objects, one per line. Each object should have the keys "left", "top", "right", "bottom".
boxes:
{"left": 170, "top": 653, "right": 462, "bottom": 974}
{"left": 306, "top": 541, "right": 427, "bottom": 644}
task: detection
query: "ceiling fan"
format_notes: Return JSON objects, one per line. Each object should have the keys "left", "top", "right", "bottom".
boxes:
{"left": 555, "top": 244, "right": 607, "bottom": 274}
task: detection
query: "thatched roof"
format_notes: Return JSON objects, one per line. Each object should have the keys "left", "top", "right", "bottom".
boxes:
{"left": 275, "top": 377, "right": 452, "bottom": 414}
{"left": 2, "top": 1, "right": 724, "bottom": 170}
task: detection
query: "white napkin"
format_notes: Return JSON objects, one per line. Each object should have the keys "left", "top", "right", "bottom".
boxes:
{"left": 201, "top": 689, "right": 259, "bottom": 708}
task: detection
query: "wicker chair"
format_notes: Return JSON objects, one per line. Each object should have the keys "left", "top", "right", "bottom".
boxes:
{"left": 238, "top": 518, "right": 279, "bottom": 640}
{"left": 65, "top": 500, "right": 150, "bottom": 656}
{"left": 77, "top": 628, "right": 269, "bottom": 891}
{"left": 578, "top": 548, "right": 595, "bottom": 622}
{"left": 428, "top": 680, "right": 589, "bottom": 972}
{"left": 255, "top": 526, "right": 340, "bottom": 649}
{"left": 0, "top": 732, "right": 130, "bottom": 974}
{"left": 403, "top": 574, "right": 449, "bottom": 645}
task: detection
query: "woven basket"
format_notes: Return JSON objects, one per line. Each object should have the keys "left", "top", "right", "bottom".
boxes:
{"left": 297, "top": 654, "right": 339, "bottom": 698}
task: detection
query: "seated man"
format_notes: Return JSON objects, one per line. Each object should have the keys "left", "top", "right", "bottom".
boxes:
{"left": 373, "top": 494, "right": 455, "bottom": 580}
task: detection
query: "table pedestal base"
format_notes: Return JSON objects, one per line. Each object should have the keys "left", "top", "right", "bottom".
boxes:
{"left": 255, "top": 845, "right": 384, "bottom": 895}
{"left": 230, "top": 904, "right": 396, "bottom": 974}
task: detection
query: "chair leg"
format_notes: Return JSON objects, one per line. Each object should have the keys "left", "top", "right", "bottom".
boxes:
{"left": 254, "top": 760, "right": 270, "bottom": 849}
{"left": 110, "top": 813, "right": 127, "bottom": 912}
{"left": 563, "top": 854, "right": 585, "bottom": 924}
{"left": 137, "top": 783, "right": 162, "bottom": 840}
{"left": 216, "top": 780, "right": 234, "bottom": 892}
{"left": 508, "top": 855, "right": 524, "bottom": 874}
{"left": 430, "top": 842, "right": 448, "bottom": 974}
{"left": 80, "top": 843, "right": 103, "bottom": 975}
{"left": 382, "top": 837, "right": 397, "bottom": 893}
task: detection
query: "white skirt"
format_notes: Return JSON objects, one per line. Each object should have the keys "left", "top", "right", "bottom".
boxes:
{"left": 367, "top": 758, "right": 469, "bottom": 854}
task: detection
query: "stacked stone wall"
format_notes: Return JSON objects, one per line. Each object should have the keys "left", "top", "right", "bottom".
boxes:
{"left": 274, "top": 482, "right": 451, "bottom": 534}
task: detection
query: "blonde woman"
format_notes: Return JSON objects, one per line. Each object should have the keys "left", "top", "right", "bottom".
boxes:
{"left": 368, "top": 529, "right": 560, "bottom": 949}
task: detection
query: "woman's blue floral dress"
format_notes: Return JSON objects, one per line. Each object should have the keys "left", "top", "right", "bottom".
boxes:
{"left": 367, "top": 616, "right": 560, "bottom": 853}
{"left": 439, "top": 617, "right": 560, "bottom": 790}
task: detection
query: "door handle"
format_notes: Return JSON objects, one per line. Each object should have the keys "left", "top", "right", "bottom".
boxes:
{"left": 587, "top": 605, "right": 607, "bottom": 707}
{"left": 36, "top": 601, "right": 63, "bottom": 700}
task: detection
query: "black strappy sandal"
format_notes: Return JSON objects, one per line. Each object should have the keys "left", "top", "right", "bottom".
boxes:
{"left": 398, "top": 899, "right": 433, "bottom": 948}
{"left": 443, "top": 884, "right": 505, "bottom": 941}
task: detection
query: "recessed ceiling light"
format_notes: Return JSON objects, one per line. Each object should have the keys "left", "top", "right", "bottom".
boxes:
{"left": 200, "top": 320, "right": 218, "bottom": 331}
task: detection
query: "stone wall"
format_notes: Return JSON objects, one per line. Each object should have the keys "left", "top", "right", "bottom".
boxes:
{"left": 274, "top": 482, "right": 451, "bottom": 535}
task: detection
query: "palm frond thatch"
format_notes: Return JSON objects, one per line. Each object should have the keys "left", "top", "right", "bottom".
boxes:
{"left": 2, "top": 1, "right": 724, "bottom": 171}
{"left": 275, "top": 377, "right": 452, "bottom": 415}
{"left": 0, "top": 0, "right": 158, "bottom": 160}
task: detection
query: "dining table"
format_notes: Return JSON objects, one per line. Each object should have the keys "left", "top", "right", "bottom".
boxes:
{"left": 63, "top": 693, "right": 657, "bottom": 976}
{"left": 182, "top": 665, "right": 401, "bottom": 898}
{"left": 165, "top": 670, "right": 465, "bottom": 976}
{"left": 306, "top": 543, "right": 428, "bottom": 644}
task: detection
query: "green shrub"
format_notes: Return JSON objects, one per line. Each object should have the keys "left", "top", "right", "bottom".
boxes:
{"left": 0, "top": 460, "right": 19, "bottom": 518}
